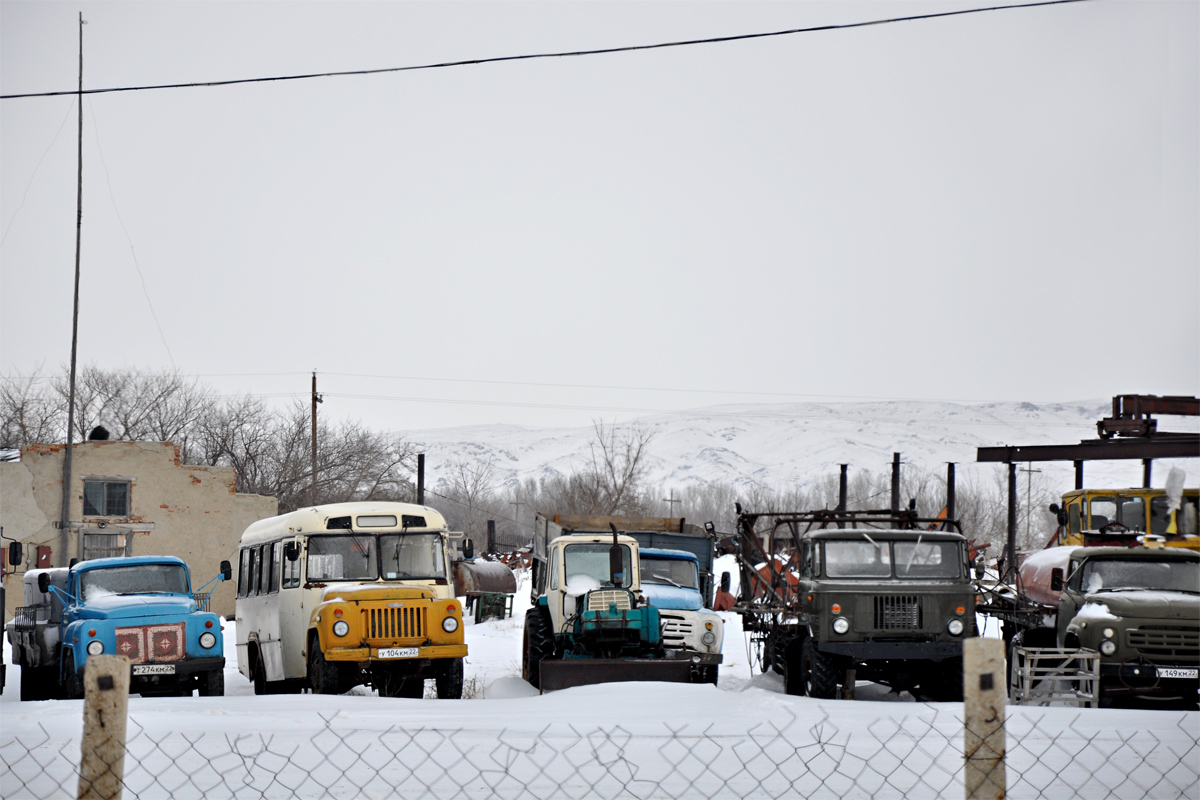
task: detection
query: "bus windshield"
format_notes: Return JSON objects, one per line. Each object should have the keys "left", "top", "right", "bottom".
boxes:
{"left": 379, "top": 534, "right": 446, "bottom": 580}
{"left": 80, "top": 564, "right": 189, "bottom": 600}
{"left": 305, "top": 533, "right": 446, "bottom": 582}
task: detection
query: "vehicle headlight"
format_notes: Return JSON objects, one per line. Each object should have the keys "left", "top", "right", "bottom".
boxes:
{"left": 1102, "top": 628, "right": 1115, "bottom": 639}
{"left": 332, "top": 620, "right": 350, "bottom": 637}
{"left": 702, "top": 631, "right": 716, "bottom": 646}
{"left": 199, "top": 632, "right": 217, "bottom": 649}
{"left": 832, "top": 617, "right": 850, "bottom": 635}
{"left": 442, "top": 616, "right": 459, "bottom": 633}
{"left": 947, "top": 619, "right": 965, "bottom": 636}
{"left": 86, "top": 640, "right": 104, "bottom": 656}
{"left": 1100, "top": 640, "right": 1117, "bottom": 656}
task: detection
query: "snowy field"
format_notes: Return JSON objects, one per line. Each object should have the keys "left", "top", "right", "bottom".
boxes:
{"left": 2, "top": 566, "right": 1197, "bottom": 799}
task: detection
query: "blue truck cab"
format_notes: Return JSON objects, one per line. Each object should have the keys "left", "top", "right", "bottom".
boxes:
{"left": 7, "top": 555, "right": 231, "bottom": 700}
{"left": 638, "top": 547, "right": 724, "bottom": 683}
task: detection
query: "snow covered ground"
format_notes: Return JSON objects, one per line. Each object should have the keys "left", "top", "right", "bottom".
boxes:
{"left": 3, "top": 565, "right": 1197, "bottom": 799}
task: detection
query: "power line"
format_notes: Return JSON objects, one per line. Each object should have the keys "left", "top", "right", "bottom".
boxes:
{"left": 1, "top": 0, "right": 1090, "bottom": 101}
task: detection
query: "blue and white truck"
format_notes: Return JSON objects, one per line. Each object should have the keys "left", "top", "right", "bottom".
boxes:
{"left": 6, "top": 555, "right": 231, "bottom": 700}
{"left": 639, "top": 547, "right": 724, "bottom": 684}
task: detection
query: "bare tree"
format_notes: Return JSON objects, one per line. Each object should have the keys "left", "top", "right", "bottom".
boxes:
{"left": 0, "top": 370, "right": 64, "bottom": 448}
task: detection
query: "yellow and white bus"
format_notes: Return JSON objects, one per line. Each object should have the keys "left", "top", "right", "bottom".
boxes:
{"left": 234, "top": 502, "right": 466, "bottom": 698}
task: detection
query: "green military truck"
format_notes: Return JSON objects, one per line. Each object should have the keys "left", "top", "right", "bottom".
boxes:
{"left": 735, "top": 508, "right": 976, "bottom": 701}
{"left": 1014, "top": 546, "right": 1199, "bottom": 706}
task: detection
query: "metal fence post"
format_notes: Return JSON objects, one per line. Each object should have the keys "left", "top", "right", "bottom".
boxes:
{"left": 78, "top": 655, "right": 130, "bottom": 800}
{"left": 964, "top": 637, "right": 1006, "bottom": 800}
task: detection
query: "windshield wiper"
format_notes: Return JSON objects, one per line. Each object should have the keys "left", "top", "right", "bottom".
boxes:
{"left": 650, "top": 573, "right": 683, "bottom": 588}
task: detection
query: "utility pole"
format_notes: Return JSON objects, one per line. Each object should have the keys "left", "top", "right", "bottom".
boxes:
{"left": 663, "top": 489, "right": 681, "bottom": 516}
{"left": 60, "top": 12, "right": 86, "bottom": 565}
{"left": 1019, "top": 463, "right": 1041, "bottom": 550}
{"left": 311, "top": 371, "right": 322, "bottom": 506}
{"left": 510, "top": 496, "right": 523, "bottom": 530}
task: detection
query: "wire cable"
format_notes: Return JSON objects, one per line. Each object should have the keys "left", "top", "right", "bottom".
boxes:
{"left": 1, "top": 0, "right": 1090, "bottom": 100}
{"left": 0, "top": 98, "right": 75, "bottom": 244}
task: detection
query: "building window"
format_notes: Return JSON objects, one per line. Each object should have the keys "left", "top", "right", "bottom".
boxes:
{"left": 83, "top": 480, "right": 130, "bottom": 517}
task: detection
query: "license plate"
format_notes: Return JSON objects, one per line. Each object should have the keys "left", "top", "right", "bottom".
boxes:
{"left": 1156, "top": 667, "right": 1199, "bottom": 680}
{"left": 132, "top": 664, "right": 176, "bottom": 676}
{"left": 377, "top": 647, "right": 419, "bottom": 659}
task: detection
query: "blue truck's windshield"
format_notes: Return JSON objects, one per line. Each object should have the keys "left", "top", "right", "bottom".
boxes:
{"left": 79, "top": 564, "right": 190, "bottom": 600}
{"left": 640, "top": 558, "right": 699, "bottom": 589}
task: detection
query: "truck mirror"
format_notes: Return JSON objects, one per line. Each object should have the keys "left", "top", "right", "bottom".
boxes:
{"left": 1050, "top": 567, "right": 1064, "bottom": 592}
{"left": 37, "top": 572, "right": 50, "bottom": 594}
{"left": 704, "top": 521, "right": 715, "bottom": 535}
{"left": 462, "top": 539, "right": 474, "bottom": 560}
{"left": 284, "top": 542, "right": 300, "bottom": 562}
{"left": 7, "top": 541, "right": 22, "bottom": 567}
{"left": 1048, "top": 503, "right": 1059, "bottom": 515}
{"left": 220, "top": 560, "right": 232, "bottom": 581}
{"left": 720, "top": 571, "right": 731, "bottom": 593}
{"left": 69, "top": 558, "right": 79, "bottom": 567}
{"left": 974, "top": 562, "right": 985, "bottom": 580}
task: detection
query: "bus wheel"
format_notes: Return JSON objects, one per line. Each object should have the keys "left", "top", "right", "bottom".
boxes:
{"left": 436, "top": 658, "right": 464, "bottom": 699}
{"left": 252, "top": 649, "right": 268, "bottom": 696}
{"left": 199, "top": 669, "right": 224, "bottom": 697}
{"left": 308, "top": 641, "right": 341, "bottom": 695}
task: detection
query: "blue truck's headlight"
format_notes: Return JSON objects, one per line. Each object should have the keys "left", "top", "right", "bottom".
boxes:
{"left": 86, "top": 640, "right": 104, "bottom": 656}
{"left": 442, "top": 617, "right": 459, "bottom": 633}
{"left": 332, "top": 620, "right": 350, "bottom": 637}
{"left": 702, "top": 631, "right": 716, "bottom": 646}
{"left": 199, "top": 632, "right": 217, "bottom": 649}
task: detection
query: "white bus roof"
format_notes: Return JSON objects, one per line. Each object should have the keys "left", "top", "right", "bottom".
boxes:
{"left": 239, "top": 501, "right": 449, "bottom": 548}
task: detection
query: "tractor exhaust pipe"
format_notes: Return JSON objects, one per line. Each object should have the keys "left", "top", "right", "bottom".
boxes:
{"left": 608, "top": 523, "right": 624, "bottom": 588}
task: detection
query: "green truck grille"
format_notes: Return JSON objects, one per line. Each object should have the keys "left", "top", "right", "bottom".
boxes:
{"left": 873, "top": 596, "right": 922, "bottom": 630}
{"left": 1128, "top": 626, "right": 1200, "bottom": 662}
{"left": 365, "top": 606, "right": 425, "bottom": 641}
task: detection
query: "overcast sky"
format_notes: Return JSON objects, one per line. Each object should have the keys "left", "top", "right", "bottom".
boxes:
{"left": 2, "top": 1, "right": 1196, "bottom": 433}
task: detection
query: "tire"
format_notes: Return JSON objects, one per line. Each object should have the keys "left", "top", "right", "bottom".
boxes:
{"left": 199, "top": 669, "right": 224, "bottom": 697}
{"left": 799, "top": 638, "right": 838, "bottom": 699}
{"left": 62, "top": 650, "right": 84, "bottom": 700}
{"left": 308, "top": 637, "right": 342, "bottom": 695}
{"left": 436, "top": 658, "right": 464, "bottom": 699}
{"left": 522, "top": 608, "right": 555, "bottom": 690}
{"left": 20, "top": 664, "right": 55, "bottom": 702}
{"left": 924, "top": 658, "right": 964, "bottom": 702}
{"left": 375, "top": 668, "right": 424, "bottom": 698}
{"left": 252, "top": 648, "right": 268, "bottom": 696}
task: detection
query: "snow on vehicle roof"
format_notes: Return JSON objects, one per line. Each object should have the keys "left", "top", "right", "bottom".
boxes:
{"left": 639, "top": 547, "right": 697, "bottom": 561}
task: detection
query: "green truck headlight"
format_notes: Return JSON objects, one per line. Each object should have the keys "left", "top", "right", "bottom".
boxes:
{"left": 947, "top": 619, "right": 964, "bottom": 636}
{"left": 832, "top": 618, "right": 850, "bottom": 635}
{"left": 1100, "top": 640, "right": 1117, "bottom": 656}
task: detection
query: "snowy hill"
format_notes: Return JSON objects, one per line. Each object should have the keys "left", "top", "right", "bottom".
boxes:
{"left": 402, "top": 399, "right": 1198, "bottom": 492}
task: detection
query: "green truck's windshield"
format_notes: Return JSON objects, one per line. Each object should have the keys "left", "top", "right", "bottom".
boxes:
{"left": 824, "top": 539, "right": 961, "bottom": 579}
{"left": 79, "top": 564, "right": 189, "bottom": 600}
{"left": 1080, "top": 559, "right": 1200, "bottom": 594}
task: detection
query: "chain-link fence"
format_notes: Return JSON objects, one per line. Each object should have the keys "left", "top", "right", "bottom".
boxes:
{"left": 3, "top": 704, "right": 1197, "bottom": 800}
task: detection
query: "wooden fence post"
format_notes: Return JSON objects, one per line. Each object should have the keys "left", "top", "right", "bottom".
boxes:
{"left": 964, "top": 637, "right": 1006, "bottom": 800}
{"left": 78, "top": 654, "right": 130, "bottom": 800}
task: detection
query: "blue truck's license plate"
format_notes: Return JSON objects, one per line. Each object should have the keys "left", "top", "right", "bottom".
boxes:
{"left": 132, "top": 664, "right": 176, "bottom": 675}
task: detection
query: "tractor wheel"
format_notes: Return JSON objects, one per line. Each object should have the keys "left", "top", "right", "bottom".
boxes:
{"left": 800, "top": 639, "right": 838, "bottom": 699}
{"left": 308, "top": 638, "right": 342, "bottom": 695}
{"left": 199, "top": 668, "right": 225, "bottom": 697}
{"left": 436, "top": 658, "right": 464, "bottom": 699}
{"left": 522, "top": 607, "right": 555, "bottom": 690}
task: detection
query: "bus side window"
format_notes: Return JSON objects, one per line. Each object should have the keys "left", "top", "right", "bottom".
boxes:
{"left": 282, "top": 541, "right": 301, "bottom": 589}
{"left": 1068, "top": 504, "right": 1081, "bottom": 534}
{"left": 238, "top": 548, "right": 250, "bottom": 598}
{"left": 256, "top": 545, "right": 268, "bottom": 595}
{"left": 248, "top": 547, "right": 259, "bottom": 597}
{"left": 269, "top": 542, "right": 281, "bottom": 594}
